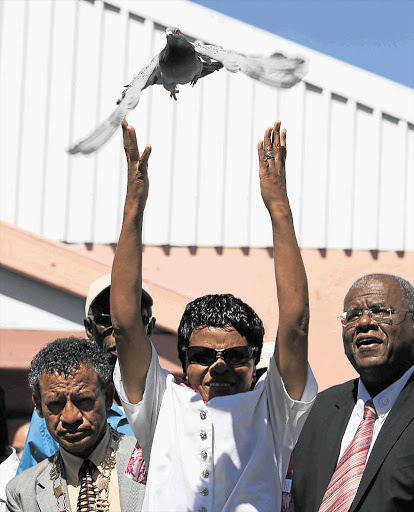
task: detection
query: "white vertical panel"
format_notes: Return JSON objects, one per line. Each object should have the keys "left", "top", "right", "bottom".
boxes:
{"left": 404, "top": 124, "right": 414, "bottom": 251}
{"left": 300, "top": 84, "right": 330, "bottom": 248}
{"left": 123, "top": 12, "right": 149, "bottom": 225}
{"left": 222, "top": 72, "right": 255, "bottom": 247}
{"left": 92, "top": 1, "right": 125, "bottom": 243}
{"left": 15, "top": 0, "right": 53, "bottom": 232}
{"left": 124, "top": 16, "right": 154, "bottom": 243}
{"left": 141, "top": 25, "right": 176, "bottom": 246}
{"left": 65, "top": 0, "right": 102, "bottom": 242}
{"left": 326, "top": 93, "right": 354, "bottom": 249}
{"left": 352, "top": 104, "right": 381, "bottom": 250}
{"left": 0, "top": 0, "right": 27, "bottom": 224}
{"left": 378, "top": 114, "right": 406, "bottom": 251}
{"left": 0, "top": 0, "right": 3, "bottom": 47}
{"left": 248, "top": 82, "right": 280, "bottom": 248}
{"left": 194, "top": 71, "right": 228, "bottom": 247}
{"left": 124, "top": 12, "right": 150, "bottom": 110}
{"left": 168, "top": 76, "right": 203, "bottom": 246}
{"left": 41, "top": 0, "right": 77, "bottom": 239}
{"left": 277, "top": 82, "right": 306, "bottom": 244}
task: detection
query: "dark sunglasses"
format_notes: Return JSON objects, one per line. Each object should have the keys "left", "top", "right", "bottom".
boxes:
{"left": 183, "top": 345, "right": 259, "bottom": 367}
{"left": 93, "top": 313, "right": 112, "bottom": 327}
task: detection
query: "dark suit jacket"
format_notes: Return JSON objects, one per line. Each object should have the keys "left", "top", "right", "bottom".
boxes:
{"left": 291, "top": 374, "right": 414, "bottom": 512}
{"left": 6, "top": 434, "right": 145, "bottom": 512}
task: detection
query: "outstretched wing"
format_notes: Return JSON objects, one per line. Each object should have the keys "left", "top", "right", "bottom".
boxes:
{"left": 68, "top": 54, "right": 160, "bottom": 155}
{"left": 193, "top": 43, "right": 307, "bottom": 88}
{"left": 193, "top": 43, "right": 241, "bottom": 74}
{"left": 190, "top": 46, "right": 224, "bottom": 78}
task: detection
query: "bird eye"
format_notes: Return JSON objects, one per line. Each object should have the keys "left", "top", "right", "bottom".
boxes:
{"left": 175, "top": 29, "right": 180, "bottom": 34}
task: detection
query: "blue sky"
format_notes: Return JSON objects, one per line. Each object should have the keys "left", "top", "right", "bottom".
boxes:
{"left": 192, "top": 0, "right": 414, "bottom": 89}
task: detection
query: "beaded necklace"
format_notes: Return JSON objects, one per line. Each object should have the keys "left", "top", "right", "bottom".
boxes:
{"left": 50, "top": 426, "right": 120, "bottom": 512}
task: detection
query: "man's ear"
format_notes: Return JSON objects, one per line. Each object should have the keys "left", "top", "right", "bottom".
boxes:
{"left": 84, "top": 317, "right": 94, "bottom": 341}
{"left": 104, "top": 382, "right": 115, "bottom": 410}
{"left": 32, "top": 393, "right": 44, "bottom": 418}
{"left": 147, "top": 317, "right": 156, "bottom": 338}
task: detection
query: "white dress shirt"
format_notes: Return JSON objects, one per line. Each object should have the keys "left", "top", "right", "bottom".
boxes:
{"left": 60, "top": 425, "right": 121, "bottom": 512}
{"left": 338, "top": 364, "right": 414, "bottom": 464}
{"left": 114, "top": 343, "right": 317, "bottom": 512}
{"left": 0, "top": 447, "right": 19, "bottom": 512}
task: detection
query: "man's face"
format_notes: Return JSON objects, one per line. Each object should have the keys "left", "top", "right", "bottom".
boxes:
{"left": 11, "top": 423, "right": 29, "bottom": 460}
{"left": 85, "top": 295, "right": 154, "bottom": 368}
{"left": 186, "top": 326, "right": 256, "bottom": 403}
{"left": 33, "top": 364, "right": 113, "bottom": 458}
{"left": 84, "top": 296, "right": 117, "bottom": 366}
{"left": 342, "top": 276, "right": 414, "bottom": 392}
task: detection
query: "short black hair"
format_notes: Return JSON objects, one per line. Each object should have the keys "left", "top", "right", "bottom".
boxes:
{"left": 177, "top": 294, "right": 264, "bottom": 371}
{"left": 29, "top": 337, "right": 112, "bottom": 397}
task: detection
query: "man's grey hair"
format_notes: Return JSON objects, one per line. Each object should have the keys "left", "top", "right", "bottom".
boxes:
{"left": 29, "top": 337, "right": 112, "bottom": 397}
{"left": 346, "top": 273, "right": 414, "bottom": 309}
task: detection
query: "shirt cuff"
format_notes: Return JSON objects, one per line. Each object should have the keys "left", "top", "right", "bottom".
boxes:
{"left": 113, "top": 344, "right": 158, "bottom": 406}
{"left": 113, "top": 359, "right": 130, "bottom": 403}
{"left": 300, "top": 364, "right": 318, "bottom": 403}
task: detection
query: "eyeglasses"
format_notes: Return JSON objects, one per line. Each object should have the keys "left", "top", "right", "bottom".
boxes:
{"left": 338, "top": 305, "right": 414, "bottom": 328}
{"left": 93, "top": 313, "right": 112, "bottom": 327}
{"left": 182, "top": 345, "right": 259, "bottom": 367}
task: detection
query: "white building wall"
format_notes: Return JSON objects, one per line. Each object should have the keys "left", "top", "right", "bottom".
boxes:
{"left": 0, "top": 268, "right": 84, "bottom": 331}
{"left": 1, "top": 0, "right": 413, "bottom": 250}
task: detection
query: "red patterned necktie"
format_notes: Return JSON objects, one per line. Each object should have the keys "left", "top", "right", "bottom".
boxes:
{"left": 318, "top": 400, "right": 377, "bottom": 512}
{"left": 77, "top": 460, "right": 98, "bottom": 511}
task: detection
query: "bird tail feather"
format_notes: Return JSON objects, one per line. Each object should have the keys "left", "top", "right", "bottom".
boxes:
{"left": 67, "top": 104, "right": 128, "bottom": 155}
{"left": 241, "top": 54, "right": 308, "bottom": 88}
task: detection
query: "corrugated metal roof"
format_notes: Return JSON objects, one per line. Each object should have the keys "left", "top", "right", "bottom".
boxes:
{"left": 1, "top": 0, "right": 413, "bottom": 250}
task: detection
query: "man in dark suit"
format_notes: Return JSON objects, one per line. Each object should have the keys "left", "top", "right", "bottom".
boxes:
{"left": 291, "top": 273, "right": 414, "bottom": 512}
{"left": 6, "top": 337, "right": 145, "bottom": 512}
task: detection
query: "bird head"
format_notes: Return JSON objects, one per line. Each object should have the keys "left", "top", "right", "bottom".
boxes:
{"left": 166, "top": 27, "right": 182, "bottom": 38}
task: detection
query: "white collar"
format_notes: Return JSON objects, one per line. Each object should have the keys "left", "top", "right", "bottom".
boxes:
{"left": 357, "top": 365, "right": 414, "bottom": 419}
{"left": 59, "top": 425, "right": 110, "bottom": 486}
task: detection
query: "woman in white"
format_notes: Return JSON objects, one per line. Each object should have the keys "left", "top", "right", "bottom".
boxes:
{"left": 112, "top": 119, "right": 317, "bottom": 511}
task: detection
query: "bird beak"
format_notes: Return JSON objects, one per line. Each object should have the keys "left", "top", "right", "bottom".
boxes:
{"left": 166, "top": 29, "right": 173, "bottom": 37}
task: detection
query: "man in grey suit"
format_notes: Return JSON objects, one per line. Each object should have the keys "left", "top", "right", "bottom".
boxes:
{"left": 6, "top": 337, "right": 144, "bottom": 512}
{"left": 17, "top": 274, "right": 155, "bottom": 475}
{"left": 291, "top": 273, "right": 414, "bottom": 512}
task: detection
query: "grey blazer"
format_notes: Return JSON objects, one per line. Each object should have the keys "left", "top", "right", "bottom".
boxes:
{"left": 6, "top": 434, "right": 145, "bottom": 512}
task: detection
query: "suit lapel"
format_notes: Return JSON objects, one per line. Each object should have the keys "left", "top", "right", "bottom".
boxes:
{"left": 32, "top": 436, "right": 144, "bottom": 512}
{"left": 315, "top": 381, "right": 358, "bottom": 508}
{"left": 36, "top": 460, "right": 72, "bottom": 512}
{"left": 350, "top": 375, "right": 414, "bottom": 512}
{"left": 117, "top": 442, "right": 131, "bottom": 508}
{"left": 116, "top": 437, "right": 145, "bottom": 512}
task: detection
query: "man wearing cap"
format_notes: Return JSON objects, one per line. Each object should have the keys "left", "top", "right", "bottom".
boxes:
{"left": 16, "top": 274, "right": 155, "bottom": 475}
{"left": 84, "top": 274, "right": 155, "bottom": 370}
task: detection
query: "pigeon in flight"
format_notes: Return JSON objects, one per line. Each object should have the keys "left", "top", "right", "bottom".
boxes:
{"left": 68, "top": 27, "right": 306, "bottom": 154}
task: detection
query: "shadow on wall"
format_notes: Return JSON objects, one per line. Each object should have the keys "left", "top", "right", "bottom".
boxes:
{"left": 0, "top": 268, "right": 84, "bottom": 325}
